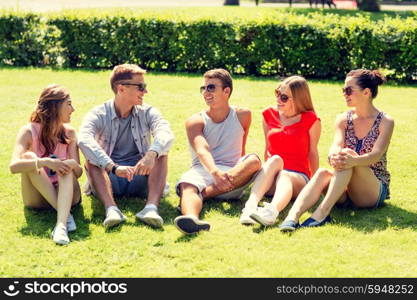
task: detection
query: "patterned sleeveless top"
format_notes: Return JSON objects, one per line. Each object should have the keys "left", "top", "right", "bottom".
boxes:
{"left": 344, "top": 111, "right": 390, "bottom": 198}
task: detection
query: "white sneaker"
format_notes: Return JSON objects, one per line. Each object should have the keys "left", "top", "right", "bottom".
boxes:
{"left": 239, "top": 207, "right": 257, "bottom": 225}
{"left": 250, "top": 203, "right": 279, "bottom": 226}
{"left": 136, "top": 207, "right": 164, "bottom": 228}
{"left": 67, "top": 214, "right": 76, "bottom": 232}
{"left": 103, "top": 207, "right": 127, "bottom": 228}
{"left": 52, "top": 223, "right": 70, "bottom": 245}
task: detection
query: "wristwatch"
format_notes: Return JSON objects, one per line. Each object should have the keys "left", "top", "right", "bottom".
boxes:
{"left": 111, "top": 164, "right": 119, "bottom": 174}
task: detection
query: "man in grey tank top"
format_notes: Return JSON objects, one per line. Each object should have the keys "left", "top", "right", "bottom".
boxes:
{"left": 79, "top": 64, "right": 174, "bottom": 229}
{"left": 174, "top": 69, "right": 261, "bottom": 235}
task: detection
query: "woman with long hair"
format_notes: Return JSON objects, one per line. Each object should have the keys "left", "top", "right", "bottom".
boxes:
{"left": 240, "top": 76, "right": 321, "bottom": 226}
{"left": 279, "top": 69, "right": 393, "bottom": 231}
{"left": 9, "top": 84, "right": 82, "bottom": 245}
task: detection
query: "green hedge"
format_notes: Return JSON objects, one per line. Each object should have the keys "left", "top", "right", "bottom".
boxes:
{"left": 1, "top": 10, "right": 416, "bottom": 82}
{"left": 0, "top": 13, "right": 46, "bottom": 66}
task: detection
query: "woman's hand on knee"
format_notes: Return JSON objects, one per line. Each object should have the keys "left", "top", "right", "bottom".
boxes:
{"left": 333, "top": 150, "right": 357, "bottom": 170}
{"left": 47, "top": 158, "right": 72, "bottom": 176}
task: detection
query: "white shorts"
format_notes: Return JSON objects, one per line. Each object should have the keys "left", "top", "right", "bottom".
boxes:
{"left": 175, "top": 154, "right": 258, "bottom": 200}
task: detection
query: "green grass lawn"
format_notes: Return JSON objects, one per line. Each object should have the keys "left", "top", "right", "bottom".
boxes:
{"left": 0, "top": 67, "right": 416, "bottom": 277}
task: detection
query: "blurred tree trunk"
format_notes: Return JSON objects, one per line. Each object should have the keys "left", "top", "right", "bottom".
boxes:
{"left": 224, "top": 0, "right": 240, "bottom": 5}
{"left": 357, "top": 0, "right": 381, "bottom": 12}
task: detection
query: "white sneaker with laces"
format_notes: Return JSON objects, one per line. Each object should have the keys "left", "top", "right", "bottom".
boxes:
{"left": 103, "top": 207, "right": 127, "bottom": 228}
{"left": 239, "top": 206, "right": 257, "bottom": 225}
{"left": 67, "top": 214, "right": 76, "bottom": 232}
{"left": 250, "top": 203, "right": 279, "bottom": 226}
{"left": 136, "top": 207, "right": 164, "bottom": 228}
{"left": 52, "top": 223, "right": 70, "bottom": 245}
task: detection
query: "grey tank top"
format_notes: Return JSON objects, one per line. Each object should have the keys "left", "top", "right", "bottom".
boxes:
{"left": 191, "top": 107, "right": 244, "bottom": 168}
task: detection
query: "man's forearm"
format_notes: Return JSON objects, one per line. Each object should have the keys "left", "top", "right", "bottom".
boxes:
{"left": 196, "top": 149, "right": 219, "bottom": 175}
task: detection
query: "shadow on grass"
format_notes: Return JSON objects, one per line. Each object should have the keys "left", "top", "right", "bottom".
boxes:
{"left": 200, "top": 198, "right": 243, "bottom": 219}
{"left": 19, "top": 204, "right": 90, "bottom": 241}
{"left": 234, "top": 196, "right": 417, "bottom": 234}
{"left": 175, "top": 234, "right": 200, "bottom": 243}
{"left": 89, "top": 193, "right": 176, "bottom": 231}
{"left": 331, "top": 202, "right": 417, "bottom": 233}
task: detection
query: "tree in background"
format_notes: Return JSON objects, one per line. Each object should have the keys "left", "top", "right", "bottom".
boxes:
{"left": 357, "top": 0, "right": 381, "bottom": 11}
{"left": 224, "top": 0, "right": 240, "bottom": 5}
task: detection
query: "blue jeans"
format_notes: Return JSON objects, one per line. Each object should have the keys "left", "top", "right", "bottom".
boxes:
{"left": 109, "top": 160, "right": 148, "bottom": 198}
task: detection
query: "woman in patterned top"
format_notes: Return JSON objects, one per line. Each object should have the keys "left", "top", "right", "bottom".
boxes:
{"left": 279, "top": 69, "right": 394, "bottom": 231}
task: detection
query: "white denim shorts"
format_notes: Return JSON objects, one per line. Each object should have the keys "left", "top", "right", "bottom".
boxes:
{"left": 175, "top": 154, "right": 258, "bottom": 200}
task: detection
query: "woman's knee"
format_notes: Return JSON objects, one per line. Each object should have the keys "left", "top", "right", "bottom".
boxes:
{"left": 245, "top": 154, "right": 262, "bottom": 171}
{"left": 314, "top": 168, "right": 333, "bottom": 181}
{"left": 21, "top": 151, "right": 38, "bottom": 160}
{"left": 266, "top": 155, "right": 283, "bottom": 170}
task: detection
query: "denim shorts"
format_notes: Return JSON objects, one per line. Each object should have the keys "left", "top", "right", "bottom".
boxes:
{"left": 108, "top": 160, "right": 148, "bottom": 198}
{"left": 284, "top": 169, "right": 310, "bottom": 183}
{"left": 374, "top": 181, "right": 389, "bottom": 208}
{"left": 340, "top": 181, "right": 388, "bottom": 209}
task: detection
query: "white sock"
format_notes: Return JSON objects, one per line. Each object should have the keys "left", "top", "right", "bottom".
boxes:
{"left": 106, "top": 205, "right": 119, "bottom": 213}
{"left": 244, "top": 199, "right": 258, "bottom": 211}
{"left": 145, "top": 204, "right": 157, "bottom": 211}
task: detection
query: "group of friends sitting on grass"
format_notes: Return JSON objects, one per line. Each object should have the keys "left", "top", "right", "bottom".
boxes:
{"left": 9, "top": 64, "right": 394, "bottom": 245}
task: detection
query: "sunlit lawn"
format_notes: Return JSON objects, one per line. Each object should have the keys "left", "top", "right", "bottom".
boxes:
{"left": 0, "top": 67, "right": 416, "bottom": 277}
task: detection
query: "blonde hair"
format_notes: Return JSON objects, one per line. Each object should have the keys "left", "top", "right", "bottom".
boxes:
{"left": 279, "top": 76, "right": 314, "bottom": 114}
{"left": 110, "top": 64, "right": 147, "bottom": 94}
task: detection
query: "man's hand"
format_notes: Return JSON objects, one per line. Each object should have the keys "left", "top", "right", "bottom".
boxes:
{"left": 211, "top": 169, "right": 233, "bottom": 193}
{"left": 134, "top": 151, "right": 157, "bottom": 176}
{"left": 115, "top": 166, "right": 135, "bottom": 182}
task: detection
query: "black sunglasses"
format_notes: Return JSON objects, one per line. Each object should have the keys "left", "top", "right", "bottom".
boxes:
{"left": 274, "top": 89, "right": 290, "bottom": 103}
{"left": 342, "top": 86, "right": 360, "bottom": 96}
{"left": 200, "top": 84, "right": 219, "bottom": 94}
{"left": 122, "top": 82, "right": 147, "bottom": 92}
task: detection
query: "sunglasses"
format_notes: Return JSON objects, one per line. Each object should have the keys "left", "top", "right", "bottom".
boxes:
{"left": 274, "top": 89, "right": 291, "bottom": 103}
{"left": 342, "top": 86, "right": 360, "bottom": 96}
{"left": 121, "top": 82, "right": 147, "bottom": 92}
{"left": 200, "top": 84, "right": 219, "bottom": 94}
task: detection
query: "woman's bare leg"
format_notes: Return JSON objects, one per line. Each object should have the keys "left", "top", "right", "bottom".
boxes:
{"left": 244, "top": 155, "right": 283, "bottom": 210}
{"left": 284, "top": 168, "right": 333, "bottom": 223}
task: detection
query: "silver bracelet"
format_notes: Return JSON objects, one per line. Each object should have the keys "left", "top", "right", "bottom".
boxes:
{"left": 35, "top": 158, "right": 41, "bottom": 173}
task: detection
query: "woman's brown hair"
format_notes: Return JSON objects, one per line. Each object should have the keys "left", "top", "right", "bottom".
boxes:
{"left": 30, "top": 84, "right": 70, "bottom": 157}
{"left": 346, "top": 69, "right": 386, "bottom": 99}
{"left": 279, "top": 76, "right": 314, "bottom": 114}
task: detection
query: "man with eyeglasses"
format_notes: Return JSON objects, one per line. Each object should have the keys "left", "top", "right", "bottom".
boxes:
{"left": 79, "top": 64, "right": 174, "bottom": 229}
{"left": 174, "top": 68, "right": 262, "bottom": 235}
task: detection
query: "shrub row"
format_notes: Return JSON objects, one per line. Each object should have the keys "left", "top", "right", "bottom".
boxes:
{"left": 0, "top": 10, "right": 416, "bottom": 81}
